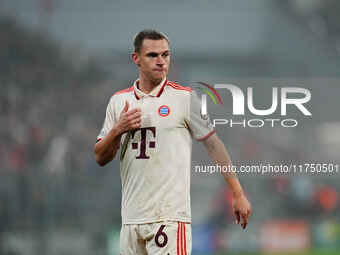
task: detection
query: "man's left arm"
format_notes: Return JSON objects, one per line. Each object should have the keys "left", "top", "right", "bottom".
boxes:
{"left": 202, "top": 133, "right": 252, "bottom": 229}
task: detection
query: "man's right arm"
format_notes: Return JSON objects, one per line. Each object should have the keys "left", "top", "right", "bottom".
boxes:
{"left": 94, "top": 100, "right": 141, "bottom": 166}
{"left": 94, "top": 125, "right": 123, "bottom": 166}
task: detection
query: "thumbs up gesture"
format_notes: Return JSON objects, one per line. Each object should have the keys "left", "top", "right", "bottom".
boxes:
{"left": 117, "top": 101, "right": 142, "bottom": 134}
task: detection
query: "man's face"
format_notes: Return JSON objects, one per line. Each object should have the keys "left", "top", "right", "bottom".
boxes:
{"left": 133, "top": 39, "right": 170, "bottom": 82}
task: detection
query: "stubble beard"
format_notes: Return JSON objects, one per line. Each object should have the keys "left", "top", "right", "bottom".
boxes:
{"left": 149, "top": 71, "right": 168, "bottom": 85}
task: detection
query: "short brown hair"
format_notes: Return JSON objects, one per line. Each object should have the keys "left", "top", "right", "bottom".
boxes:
{"left": 133, "top": 29, "right": 169, "bottom": 53}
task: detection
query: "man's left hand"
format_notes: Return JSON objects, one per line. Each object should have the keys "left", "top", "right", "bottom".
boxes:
{"left": 232, "top": 193, "right": 252, "bottom": 229}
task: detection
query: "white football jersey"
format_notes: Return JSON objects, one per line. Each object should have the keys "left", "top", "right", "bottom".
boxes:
{"left": 97, "top": 78, "right": 214, "bottom": 224}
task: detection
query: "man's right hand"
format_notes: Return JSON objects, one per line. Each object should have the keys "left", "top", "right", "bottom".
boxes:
{"left": 116, "top": 100, "right": 142, "bottom": 134}
{"left": 94, "top": 101, "right": 142, "bottom": 166}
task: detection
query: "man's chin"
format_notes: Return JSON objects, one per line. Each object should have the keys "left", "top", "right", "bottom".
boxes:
{"left": 152, "top": 74, "right": 166, "bottom": 83}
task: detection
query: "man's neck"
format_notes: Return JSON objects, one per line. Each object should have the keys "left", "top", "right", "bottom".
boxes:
{"left": 138, "top": 76, "right": 164, "bottom": 94}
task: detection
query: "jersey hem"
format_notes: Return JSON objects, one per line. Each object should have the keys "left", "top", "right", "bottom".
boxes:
{"left": 122, "top": 217, "right": 191, "bottom": 225}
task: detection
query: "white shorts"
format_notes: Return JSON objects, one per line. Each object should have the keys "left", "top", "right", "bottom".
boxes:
{"left": 120, "top": 221, "right": 191, "bottom": 255}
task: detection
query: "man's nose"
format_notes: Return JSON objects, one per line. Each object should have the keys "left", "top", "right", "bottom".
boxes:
{"left": 156, "top": 56, "right": 165, "bottom": 65}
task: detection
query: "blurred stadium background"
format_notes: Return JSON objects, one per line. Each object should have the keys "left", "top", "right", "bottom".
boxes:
{"left": 1, "top": 0, "right": 340, "bottom": 254}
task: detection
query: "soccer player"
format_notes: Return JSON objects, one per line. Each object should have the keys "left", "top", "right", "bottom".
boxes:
{"left": 94, "top": 29, "right": 251, "bottom": 255}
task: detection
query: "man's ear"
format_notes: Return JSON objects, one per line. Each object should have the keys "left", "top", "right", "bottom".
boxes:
{"left": 131, "top": 52, "right": 140, "bottom": 66}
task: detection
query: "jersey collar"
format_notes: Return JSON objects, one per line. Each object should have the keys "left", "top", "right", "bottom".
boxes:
{"left": 133, "top": 78, "right": 167, "bottom": 100}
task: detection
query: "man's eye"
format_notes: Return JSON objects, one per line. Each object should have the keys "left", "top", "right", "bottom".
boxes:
{"left": 149, "top": 53, "right": 158, "bottom": 57}
{"left": 162, "top": 53, "right": 169, "bottom": 57}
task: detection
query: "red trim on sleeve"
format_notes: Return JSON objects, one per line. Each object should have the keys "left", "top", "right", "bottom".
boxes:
{"left": 197, "top": 130, "right": 215, "bottom": 141}
{"left": 167, "top": 81, "right": 192, "bottom": 92}
{"left": 113, "top": 86, "right": 134, "bottom": 96}
{"left": 96, "top": 138, "right": 102, "bottom": 143}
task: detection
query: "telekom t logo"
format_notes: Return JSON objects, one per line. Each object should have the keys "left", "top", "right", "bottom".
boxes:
{"left": 199, "top": 83, "right": 312, "bottom": 116}
{"left": 131, "top": 127, "right": 156, "bottom": 159}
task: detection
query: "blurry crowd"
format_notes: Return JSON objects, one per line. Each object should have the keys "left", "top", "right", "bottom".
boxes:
{"left": 0, "top": 17, "right": 123, "bottom": 235}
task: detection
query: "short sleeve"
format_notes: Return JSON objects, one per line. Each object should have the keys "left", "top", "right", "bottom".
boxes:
{"left": 97, "top": 97, "right": 116, "bottom": 142}
{"left": 186, "top": 90, "right": 215, "bottom": 141}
